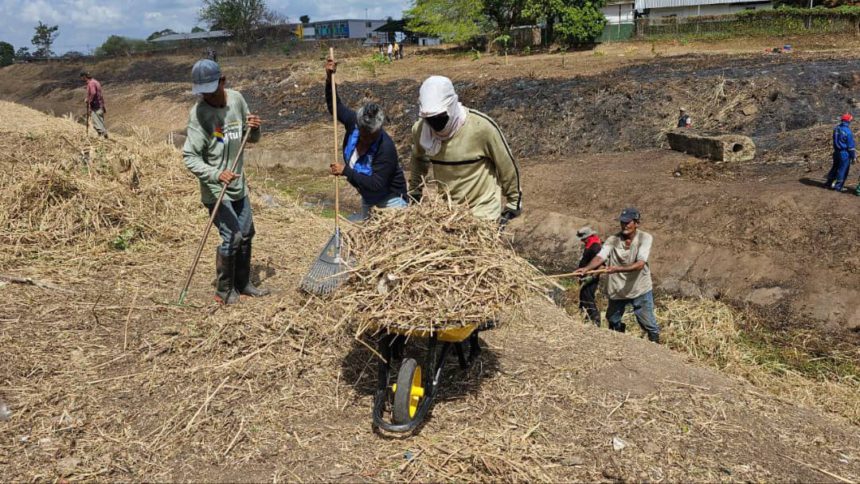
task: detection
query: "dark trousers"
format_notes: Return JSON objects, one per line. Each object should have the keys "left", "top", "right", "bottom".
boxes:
{"left": 205, "top": 196, "right": 255, "bottom": 256}
{"left": 579, "top": 281, "right": 601, "bottom": 326}
{"left": 826, "top": 151, "right": 851, "bottom": 191}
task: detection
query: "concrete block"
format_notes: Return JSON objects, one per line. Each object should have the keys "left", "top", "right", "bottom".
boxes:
{"left": 666, "top": 130, "right": 756, "bottom": 162}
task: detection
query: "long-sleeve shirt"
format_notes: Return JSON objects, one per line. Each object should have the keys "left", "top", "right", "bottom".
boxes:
{"left": 409, "top": 109, "right": 522, "bottom": 221}
{"left": 325, "top": 78, "right": 407, "bottom": 205}
{"left": 833, "top": 121, "right": 856, "bottom": 161}
{"left": 182, "top": 89, "right": 261, "bottom": 204}
{"left": 86, "top": 78, "right": 105, "bottom": 111}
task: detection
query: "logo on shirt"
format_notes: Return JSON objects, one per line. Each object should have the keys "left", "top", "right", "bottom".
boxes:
{"left": 213, "top": 126, "right": 225, "bottom": 143}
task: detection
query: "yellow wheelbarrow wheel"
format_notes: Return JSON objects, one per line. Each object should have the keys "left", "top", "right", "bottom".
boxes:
{"left": 392, "top": 358, "right": 424, "bottom": 424}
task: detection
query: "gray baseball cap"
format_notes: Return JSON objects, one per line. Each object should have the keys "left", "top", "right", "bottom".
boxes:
{"left": 619, "top": 207, "right": 641, "bottom": 223}
{"left": 191, "top": 59, "right": 222, "bottom": 94}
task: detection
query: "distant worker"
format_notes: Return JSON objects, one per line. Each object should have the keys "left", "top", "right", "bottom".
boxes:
{"left": 206, "top": 46, "right": 218, "bottom": 62}
{"left": 394, "top": 42, "right": 401, "bottom": 60}
{"left": 387, "top": 43, "right": 394, "bottom": 62}
{"left": 325, "top": 56, "right": 407, "bottom": 219}
{"left": 677, "top": 107, "right": 691, "bottom": 128}
{"left": 575, "top": 226, "right": 603, "bottom": 326}
{"left": 409, "top": 76, "right": 522, "bottom": 225}
{"left": 80, "top": 71, "right": 108, "bottom": 138}
{"left": 826, "top": 113, "right": 856, "bottom": 192}
{"left": 182, "top": 59, "right": 269, "bottom": 304}
{"left": 573, "top": 208, "right": 660, "bottom": 343}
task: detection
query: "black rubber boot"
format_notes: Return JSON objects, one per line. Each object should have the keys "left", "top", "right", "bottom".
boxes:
{"left": 215, "top": 250, "right": 240, "bottom": 305}
{"left": 235, "top": 241, "right": 270, "bottom": 297}
{"left": 648, "top": 333, "right": 661, "bottom": 344}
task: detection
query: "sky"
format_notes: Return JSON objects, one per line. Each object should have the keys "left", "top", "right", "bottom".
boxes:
{"left": 0, "top": 0, "right": 410, "bottom": 54}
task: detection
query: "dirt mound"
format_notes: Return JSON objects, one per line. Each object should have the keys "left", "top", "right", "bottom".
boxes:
{"left": 0, "top": 101, "right": 198, "bottom": 269}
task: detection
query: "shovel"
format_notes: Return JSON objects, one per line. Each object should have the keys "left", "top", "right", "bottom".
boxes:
{"left": 300, "top": 47, "right": 349, "bottom": 296}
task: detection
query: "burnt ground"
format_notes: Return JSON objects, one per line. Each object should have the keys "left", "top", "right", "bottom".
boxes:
{"left": 245, "top": 53, "right": 860, "bottom": 164}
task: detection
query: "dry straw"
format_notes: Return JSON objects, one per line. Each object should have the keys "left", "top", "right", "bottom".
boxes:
{"left": 323, "top": 191, "right": 553, "bottom": 337}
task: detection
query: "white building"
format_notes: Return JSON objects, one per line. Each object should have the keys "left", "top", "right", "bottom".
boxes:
{"left": 601, "top": 0, "right": 772, "bottom": 24}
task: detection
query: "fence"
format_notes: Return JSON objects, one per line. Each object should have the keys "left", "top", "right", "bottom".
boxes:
{"left": 636, "top": 7, "right": 860, "bottom": 39}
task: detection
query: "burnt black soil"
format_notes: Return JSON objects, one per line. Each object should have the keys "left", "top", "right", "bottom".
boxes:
{"left": 246, "top": 53, "right": 860, "bottom": 162}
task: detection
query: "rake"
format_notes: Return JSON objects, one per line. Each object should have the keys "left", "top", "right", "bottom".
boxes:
{"left": 300, "top": 47, "right": 349, "bottom": 296}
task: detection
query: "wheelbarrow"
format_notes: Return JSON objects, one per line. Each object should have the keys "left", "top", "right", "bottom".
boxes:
{"left": 371, "top": 322, "right": 489, "bottom": 433}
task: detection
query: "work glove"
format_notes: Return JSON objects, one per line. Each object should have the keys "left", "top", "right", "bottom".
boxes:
{"left": 497, "top": 209, "right": 520, "bottom": 227}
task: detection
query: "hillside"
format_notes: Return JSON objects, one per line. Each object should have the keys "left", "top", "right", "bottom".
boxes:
{"left": 1, "top": 101, "right": 859, "bottom": 481}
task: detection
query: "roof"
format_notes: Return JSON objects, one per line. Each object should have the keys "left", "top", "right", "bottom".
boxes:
{"left": 150, "top": 30, "right": 232, "bottom": 42}
{"left": 308, "top": 19, "right": 387, "bottom": 25}
{"left": 374, "top": 20, "right": 409, "bottom": 33}
{"left": 635, "top": 0, "right": 770, "bottom": 8}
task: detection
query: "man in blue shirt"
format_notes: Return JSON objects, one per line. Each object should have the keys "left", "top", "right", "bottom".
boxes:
{"left": 826, "top": 113, "right": 856, "bottom": 192}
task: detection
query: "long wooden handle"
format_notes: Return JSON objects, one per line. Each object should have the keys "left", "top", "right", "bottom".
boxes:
{"left": 178, "top": 128, "right": 253, "bottom": 304}
{"left": 330, "top": 47, "right": 340, "bottom": 231}
{"left": 546, "top": 268, "right": 610, "bottom": 279}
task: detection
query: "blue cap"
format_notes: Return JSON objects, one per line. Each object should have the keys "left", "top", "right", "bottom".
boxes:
{"left": 619, "top": 207, "right": 640, "bottom": 223}
{"left": 191, "top": 59, "right": 221, "bottom": 94}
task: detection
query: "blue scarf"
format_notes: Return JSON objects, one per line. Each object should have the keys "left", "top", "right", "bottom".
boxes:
{"left": 343, "top": 128, "right": 381, "bottom": 176}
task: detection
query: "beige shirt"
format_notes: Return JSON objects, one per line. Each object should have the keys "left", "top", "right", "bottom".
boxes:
{"left": 409, "top": 109, "right": 522, "bottom": 221}
{"left": 597, "top": 230, "right": 653, "bottom": 300}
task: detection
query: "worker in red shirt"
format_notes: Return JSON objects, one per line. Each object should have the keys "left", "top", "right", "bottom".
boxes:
{"left": 81, "top": 71, "right": 108, "bottom": 138}
{"left": 576, "top": 226, "right": 603, "bottom": 326}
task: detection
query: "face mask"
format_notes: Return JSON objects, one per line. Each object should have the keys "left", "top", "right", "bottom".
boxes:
{"left": 426, "top": 113, "right": 449, "bottom": 132}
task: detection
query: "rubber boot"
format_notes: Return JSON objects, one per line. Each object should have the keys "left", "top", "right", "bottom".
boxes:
{"left": 235, "top": 241, "right": 270, "bottom": 297}
{"left": 648, "top": 333, "right": 661, "bottom": 344}
{"left": 214, "top": 250, "right": 240, "bottom": 305}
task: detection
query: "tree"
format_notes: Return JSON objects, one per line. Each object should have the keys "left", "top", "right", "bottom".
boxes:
{"left": 300, "top": 15, "right": 310, "bottom": 24}
{"left": 523, "top": 0, "right": 605, "bottom": 44}
{"left": 31, "top": 21, "right": 59, "bottom": 58}
{"left": 199, "top": 0, "right": 275, "bottom": 48}
{"left": 192, "top": 26, "right": 206, "bottom": 33}
{"left": 484, "top": 0, "right": 528, "bottom": 35}
{"left": 15, "top": 47, "right": 31, "bottom": 61}
{"left": 554, "top": 0, "right": 605, "bottom": 45}
{"left": 405, "top": 0, "right": 486, "bottom": 44}
{"left": 96, "top": 35, "right": 150, "bottom": 56}
{"left": 0, "top": 42, "right": 13, "bottom": 67}
{"left": 146, "top": 29, "right": 177, "bottom": 41}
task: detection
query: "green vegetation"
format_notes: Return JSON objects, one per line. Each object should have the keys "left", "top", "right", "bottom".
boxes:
{"left": 406, "top": 0, "right": 607, "bottom": 47}
{"left": 96, "top": 35, "right": 154, "bottom": 57}
{"left": 360, "top": 52, "right": 391, "bottom": 77}
{"left": 199, "top": 0, "right": 278, "bottom": 51}
{"left": 110, "top": 228, "right": 137, "bottom": 251}
{"left": 31, "top": 22, "right": 58, "bottom": 58}
{"left": 0, "top": 41, "right": 13, "bottom": 67}
{"left": 406, "top": 0, "right": 487, "bottom": 44}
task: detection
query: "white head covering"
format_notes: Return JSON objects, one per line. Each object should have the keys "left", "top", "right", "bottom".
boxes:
{"left": 418, "top": 76, "right": 467, "bottom": 156}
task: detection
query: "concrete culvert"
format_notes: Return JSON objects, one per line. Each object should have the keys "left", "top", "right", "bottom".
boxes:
{"left": 666, "top": 130, "right": 756, "bottom": 162}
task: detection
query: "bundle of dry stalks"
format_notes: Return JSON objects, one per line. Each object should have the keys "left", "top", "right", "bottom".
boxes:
{"left": 0, "top": 101, "right": 198, "bottom": 266}
{"left": 328, "top": 192, "right": 552, "bottom": 336}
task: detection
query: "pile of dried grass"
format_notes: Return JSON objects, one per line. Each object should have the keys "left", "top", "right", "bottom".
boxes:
{"left": 0, "top": 101, "right": 198, "bottom": 266}
{"left": 326, "top": 193, "right": 552, "bottom": 336}
{"left": 654, "top": 298, "right": 860, "bottom": 424}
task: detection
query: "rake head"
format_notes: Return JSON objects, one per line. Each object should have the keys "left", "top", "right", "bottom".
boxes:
{"left": 300, "top": 230, "right": 350, "bottom": 296}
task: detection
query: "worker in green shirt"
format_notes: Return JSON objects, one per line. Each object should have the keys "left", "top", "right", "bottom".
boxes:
{"left": 182, "top": 59, "right": 269, "bottom": 305}
{"left": 408, "top": 76, "right": 522, "bottom": 224}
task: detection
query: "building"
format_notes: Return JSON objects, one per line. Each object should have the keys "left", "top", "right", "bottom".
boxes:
{"left": 149, "top": 30, "right": 232, "bottom": 43}
{"left": 305, "top": 19, "right": 388, "bottom": 41}
{"left": 634, "top": 0, "right": 773, "bottom": 18}
{"left": 598, "top": 0, "right": 772, "bottom": 40}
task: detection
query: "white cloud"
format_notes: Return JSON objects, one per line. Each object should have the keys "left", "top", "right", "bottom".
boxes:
{"left": 1, "top": 0, "right": 409, "bottom": 54}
